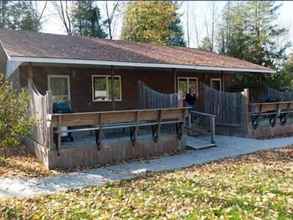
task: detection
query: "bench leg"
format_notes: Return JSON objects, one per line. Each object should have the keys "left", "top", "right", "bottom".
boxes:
{"left": 95, "top": 130, "right": 101, "bottom": 151}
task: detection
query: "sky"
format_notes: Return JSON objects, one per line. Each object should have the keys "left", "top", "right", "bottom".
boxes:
{"left": 38, "top": 1, "right": 293, "bottom": 53}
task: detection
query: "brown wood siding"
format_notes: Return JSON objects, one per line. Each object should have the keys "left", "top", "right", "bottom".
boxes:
{"left": 20, "top": 65, "right": 174, "bottom": 112}
{"left": 18, "top": 64, "right": 241, "bottom": 112}
{"left": 0, "top": 44, "right": 7, "bottom": 75}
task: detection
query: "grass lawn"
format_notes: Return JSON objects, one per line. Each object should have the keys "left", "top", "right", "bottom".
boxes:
{"left": 0, "top": 146, "right": 58, "bottom": 178}
{"left": 1, "top": 147, "right": 293, "bottom": 219}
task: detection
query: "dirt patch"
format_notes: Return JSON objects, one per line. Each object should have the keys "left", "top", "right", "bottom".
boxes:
{"left": 0, "top": 146, "right": 60, "bottom": 178}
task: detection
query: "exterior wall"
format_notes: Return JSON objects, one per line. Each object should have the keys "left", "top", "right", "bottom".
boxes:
{"left": 0, "top": 46, "right": 22, "bottom": 90}
{"left": 46, "top": 134, "right": 185, "bottom": 170}
{"left": 18, "top": 64, "right": 241, "bottom": 112}
{"left": 19, "top": 65, "right": 175, "bottom": 112}
{"left": 0, "top": 44, "right": 7, "bottom": 75}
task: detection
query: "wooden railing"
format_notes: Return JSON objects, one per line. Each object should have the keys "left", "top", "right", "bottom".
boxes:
{"left": 51, "top": 107, "right": 190, "bottom": 153}
{"left": 250, "top": 101, "right": 293, "bottom": 115}
{"left": 249, "top": 101, "right": 293, "bottom": 129}
{"left": 189, "top": 110, "right": 216, "bottom": 145}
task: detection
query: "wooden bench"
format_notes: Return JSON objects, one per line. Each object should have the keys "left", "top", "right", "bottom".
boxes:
{"left": 51, "top": 107, "right": 189, "bottom": 153}
{"left": 249, "top": 101, "right": 293, "bottom": 129}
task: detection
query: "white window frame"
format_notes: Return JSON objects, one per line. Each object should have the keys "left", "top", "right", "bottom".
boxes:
{"left": 177, "top": 77, "right": 199, "bottom": 97}
{"left": 210, "top": 78, "right": 222, "bottom": 91}
{"left": 48, "top": 74, "right": 71, "bottom": 102}
{"left": 92, "top": 75, "right": 122, "bottom": 102}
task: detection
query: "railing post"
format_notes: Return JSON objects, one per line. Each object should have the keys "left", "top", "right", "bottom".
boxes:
{"left": 210, "top": 116, "right": 216, "bottom": 144}
{"left": 46, "top": 91, "right": 53, "bottom": 150}
{"left": 188, "top": 111, "right": 192, "bottom": 129}
{"left": 242, "top": 88, "right": 250, "bottom": 132}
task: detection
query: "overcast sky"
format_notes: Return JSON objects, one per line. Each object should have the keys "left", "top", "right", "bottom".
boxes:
{"left": 38, "top": 1, "right": 293, "bottom": 53}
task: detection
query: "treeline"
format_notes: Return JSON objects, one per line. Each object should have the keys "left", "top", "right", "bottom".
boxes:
{"left": 1, "top": 1, "right": 292, "bottom": 89}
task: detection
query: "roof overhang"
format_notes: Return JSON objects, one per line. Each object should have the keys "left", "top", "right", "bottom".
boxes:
{"left": 6, "top": 56, "right": 275, "bottom": 77}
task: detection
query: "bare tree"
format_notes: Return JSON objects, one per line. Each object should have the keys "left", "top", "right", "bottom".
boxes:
{"left": 185, "top": 2, "right": 190, "bottom": 47}
{"left": 202, "top": 2, "right": 217, "bottom": 52}
{"left": 204, "top": 14, "right": 210, "bottom": 43}
{"left": 210, "top": 2, "right": 216, "bottom": 52}
{"left": 52, "top": 0, "right": 73, "bottom": 35}
{"left": 36, "top": 1, "right": 48, "bottom": 23}
{"left": 193, "top": 14, "right": 200, "bottom": 48}
{"left": 104, "top": 1, "right": 120, "bottom": 39}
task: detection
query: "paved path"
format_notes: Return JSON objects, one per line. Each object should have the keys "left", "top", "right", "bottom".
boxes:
{"left": 1, "top": 135, "right": 293, "bottom": 199}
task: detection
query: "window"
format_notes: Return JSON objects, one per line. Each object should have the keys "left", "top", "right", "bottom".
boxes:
{"left": 210, "top": 78, "right": 222, "bottom": 91}
{"left": 92, "top": 75, "right": 122, "bottom": 101}
{"left": 177, "top": 77, "right": 198, "bottom": 97}
{"left": 48, "top": 75, "right": 70, "bottom": 103}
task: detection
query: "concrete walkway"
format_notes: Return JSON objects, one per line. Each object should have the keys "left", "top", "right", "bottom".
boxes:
{"left": 1, "top": 135, "right": 293, "bottom": 199}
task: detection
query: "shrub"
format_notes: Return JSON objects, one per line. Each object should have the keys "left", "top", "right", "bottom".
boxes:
{"left": 0, "top": 73, "right": 33, "bottom": 150}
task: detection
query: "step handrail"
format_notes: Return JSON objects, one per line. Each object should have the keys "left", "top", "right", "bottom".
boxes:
{"left": 189, "top": 110, "right": 216, "bottom": 145}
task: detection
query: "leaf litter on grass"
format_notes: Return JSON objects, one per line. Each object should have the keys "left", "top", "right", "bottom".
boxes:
{"left": 0, "top": 146, "right": 292, "bottom": 219}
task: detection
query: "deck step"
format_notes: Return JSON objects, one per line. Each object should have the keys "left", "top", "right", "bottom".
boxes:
{"left": 185, "top": 136, "right": 216, "bottom": 150}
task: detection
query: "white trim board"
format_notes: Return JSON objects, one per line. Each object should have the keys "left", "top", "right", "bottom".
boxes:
{"left": 48, "top": 74, "right": 71, "bottom": 102}
{"left": 91, "top": 74, "right": 122, "bottom": 102}
{"left": 210, "top": 78, "right": 223, "bottom": 91}
{"left": 9, "top": 56, "right": 275, "bottom": 74}
{"left": 177, "top": 76, "right": 199, "bottom": 97}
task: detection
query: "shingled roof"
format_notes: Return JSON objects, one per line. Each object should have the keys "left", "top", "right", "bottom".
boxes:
{"left": 0, "top": 29, "right": 273, "bottom": 74}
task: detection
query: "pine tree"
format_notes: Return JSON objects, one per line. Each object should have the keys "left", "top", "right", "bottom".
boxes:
{"left": 0, "top": 1, "right": 41, "bottom": 32}
{"left": 168, "top": 15, "right": 186, "bottom": 47}
{"left": 122, "top": 1, "right": 185, "bottom": 46}
{"left": 269, "top": 54, "right": 293, "bottom": 89}
{"left": 72, "top": 1, "right": 107, "bottom": 38}
{"left": 199, "top": 37, "right": 213, "bottom": 52}
{"left": 218, "top": 1, "right": 289, "bottom": 69}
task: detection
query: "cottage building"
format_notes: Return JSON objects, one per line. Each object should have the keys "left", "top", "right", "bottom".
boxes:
{"left": 0, "top": 29, "right": 279, "bottom": 169}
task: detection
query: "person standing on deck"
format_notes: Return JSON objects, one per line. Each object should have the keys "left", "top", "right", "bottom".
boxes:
{"left": 184, "top": 87, "right": 197, "bottom": 110}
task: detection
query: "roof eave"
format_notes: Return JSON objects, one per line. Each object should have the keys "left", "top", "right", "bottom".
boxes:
{"left": 8, "top": 56, "right": 275, "bottom": 76}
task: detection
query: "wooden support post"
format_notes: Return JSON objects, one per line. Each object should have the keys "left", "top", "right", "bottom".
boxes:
{"left": 210, "top": 116, "right": 216, "bottom": 144}
{"left": 96, "top": 113, "right": 102, "bottom": 150}
{"left": 182, "top": 108, "right": 188, "bottom": 128}
{"left": 27, "top": 62, "right": 33, "bottom": 88}
{"left": 173, "top": 68, "right": 177, "bottom": 93}
{"left": 46, "top": 91, "right": 53, "bottom": 150}
{"left": 135, "top": 110, "right": 139, "bottom": 136}
{"left": 188, "top": 112, "right": 192, "bottom": 129}
{"left": 157, "top": 109, "right": 162, "bottom": 141}
{"left": 56, "top": 115, "right": 61, "bottom": 156}
{"left": 241, "top": 88, "right": 250, "bottom": 132}
{"left": 276, "top": 103, "right": 280, "bottom": 116}
{"left": 27, "top": 63, "right": 33, "bottom": 79}
{"left": 221, "top": 71, "right": 224, "bottom": 92}
{"left": 130, "top": 111, "right": 139, "bottom": 146}
{"left": 110, "top": 66, "right": 115, "bottom": 111}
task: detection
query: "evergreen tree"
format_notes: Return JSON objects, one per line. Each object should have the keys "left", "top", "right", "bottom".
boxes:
{"left": 168, "top": 15, "right": 186, "bottom": 47}
{"left": 199, "top": 37, "right": 213, "bottom": 52}
{"left": 0, "top": 1, "right": 41, "bottom": 32}
{"left": 268, "top": 54, "right": 293, "bottom": 89}
{"left": 218, "top": 1, "right": 289, "bottom": 69}
{"left": 71, "top": 1, "right": 107, "bottom": 38}
{"left": 122, "top": 1, "right": 185, "bottom": 46}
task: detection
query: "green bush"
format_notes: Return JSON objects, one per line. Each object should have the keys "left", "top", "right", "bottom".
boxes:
{"left": 0, "top": 73, "right": 33, "bottom": 149}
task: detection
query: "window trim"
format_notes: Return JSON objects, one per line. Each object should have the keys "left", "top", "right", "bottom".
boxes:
{"left": 177, "top": 76, "right": 199, "bottom": 97}
{"left": 210, "top": 78, "right": 222, "bottom": 91}
{"left": 48, "top": 74, "right": 71, "bottom": 101}
{"left": 92, "top": 74, "right": 122, "bottom": 102}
